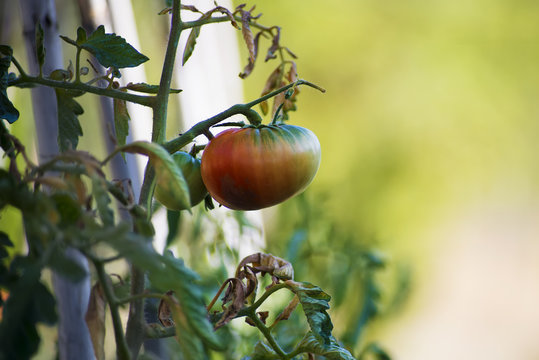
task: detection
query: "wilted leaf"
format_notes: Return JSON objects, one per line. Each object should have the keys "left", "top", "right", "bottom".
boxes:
{"left": 113, "top": 98, "right": 129, "bottom": 149}
{"left": 239, "top": 31, "right": 262, "bottom": 79}
{"left": 56, "top": 89, "right": 83, "bottom": 152}
{"left": 215, "top": 278, "right": 245, "bottom": 329}
{"left": 182, "top": 26, "right": 201, "bottom": 65}
{"left": 124, "top": 82, "right": 181, "bottom": 94}
{"left": 296, "top": 332, "right": 356, "bottom": 360}
{"left": 111, "top": 141, "right": 190, "bottom": 211}
{"left": 271, "top": 82, "right": 286, "bottom": 119}
{"left": 158, "top": 290, "right": 175, "bottom": 327}
{"left": 0, "top": 49, "right": 19, "bottom": 123}
{"left": 265, "top": 27, "right": 280, "bottom": 62}
{"left": 80, "top": 25, "right": 149, "bottom": 69}
{"left": 35, "top": 23, "right": 45, "bottom": 70}
{"left": 107, "top": 233, "right": 224, "bottom": 351}
{"left": 85, "top": 282, "right": 106, "bottom": 360}
{"left": 241, "top": 11, "right": 256, "bottom": 63}
{"left": 259, "top": 66, "right": 283, "bottom": 115}
{"left": 160, "top": 291, "right": 206, "bottom": 360}
{"left": 285, "top": 281, "right": 333, "bottom": 346}
{"left": 272, "top": 295, "right": 299, "bottom": 326}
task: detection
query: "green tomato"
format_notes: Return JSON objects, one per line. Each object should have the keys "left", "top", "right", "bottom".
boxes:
{"left": 154, "top": 151, "right": 207, "bottom": 210}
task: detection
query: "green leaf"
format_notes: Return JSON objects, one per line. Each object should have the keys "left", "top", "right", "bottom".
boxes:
{"left": 182, "top": 26, "right": 201, "bottom": 65}
{"left": 0, "top": 49, "right": 19, "bottom": 123}
{"left": 111, "top": 141, "right": 191, "bottom": 212}
{"left": 0, "top": 232, "right": 12, "bottom": 260}
{"left": 80, "top": 25, "right": 149, "bottom": 69}
{"left": 51, "top": 192, "right": 82, "bottom": 226}
{"left": 91, "top": 175, "right": 114, "bottom": 226}
{"left": 124, "top": 82, "right": 181, "bottom": 94}
{"left": 76, "top": 27, "right": 87, "bottom": 44}
{"left": 358, "top": 342, "right": 391, "bottom": 360}
{"left": 56, "top": 89, "right": 83, "bottom": 152}
{"left": 296, "top": 332, "right": 356, "bottom": 360}
{"left": 113, "top": 98, "right": 130, "bottom": 150}
{"left": 286, "top": 281, "right": 333, "bottom": 345}
{"left": 107, "top": 233, "right": 224, "bottom": 351}
{"left": 0, "top": 231, "right": 14, "bottom": 248}
{"left": 165, "top": 209, "right": 181, "bottom": 248}
{"left": 0, "top": 259, "right": 57, "bottom": 359}
{"left": 163, "top": 292, "right": 207, "bottom": 360}
{"left": 244, "top": 341, "right": 280, "bottom": 360}
{"left": 36, "top": 23, "right": 45, "bottom": 71}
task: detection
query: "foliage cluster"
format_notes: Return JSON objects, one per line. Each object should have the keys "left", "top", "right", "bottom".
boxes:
{"left": 0, "top": 1, "right": 402, "bottom": 359}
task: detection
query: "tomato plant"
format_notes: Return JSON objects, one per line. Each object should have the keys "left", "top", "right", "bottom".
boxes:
{"left": 154, "top": 151, "right": 207, "bottom": 210}
{"left": 200, "top": 124, "right": 321, "bottom": 210}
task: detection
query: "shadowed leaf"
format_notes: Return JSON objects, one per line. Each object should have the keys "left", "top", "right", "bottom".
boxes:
{"left": 111, "top": 141, "right": 191, "bottom": 211}
{"left": 56, "top": 89, "right": 83, "bottom": 152}
{"left": 182, "top": 26, "right": 201, "bottom": 65}
{"left": 285, "top": 281, "right": 333, "bottom": 346}
{"left": 113, "top": 98, "right": 130, "bottom": 149}
{"left": 296, "top": 332, "right": 356, "bottom": 360}
{"left": 124, "top": 82, "right": 181, "bottom": 94}
{"left": 85, "top": 282, "right": 106, "bottom": 360}
{"left": 0, "top": 49, "right": 19, "bottom": 123}
{"left": 91, "top": 175, "right": 114, "bottom": 226}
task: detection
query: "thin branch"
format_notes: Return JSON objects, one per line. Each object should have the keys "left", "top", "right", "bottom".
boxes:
{"left": 246, "top": 308, "right": 288, "bottom": 359}
{"left": 10, "top": 74, "right": 155, "bottom": 107}
{"left": 93, "top": 259, "right": 131, "bottom": 360}
{"left": 163, "top": 79, "right": 324, "bottom": 154}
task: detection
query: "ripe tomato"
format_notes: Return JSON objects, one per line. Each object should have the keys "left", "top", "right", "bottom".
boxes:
{"left": 154, "top": 151, "right": 207, "bottom": 210}
{"left": 200, "top": 124, "right": 321, "bottom": 210}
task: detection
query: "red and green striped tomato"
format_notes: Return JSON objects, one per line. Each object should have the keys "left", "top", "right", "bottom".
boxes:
{"left": 154, "top": 151, "right": 207, "bottom": 210}
{"left": 200, "top": 124, "right": 321, "bottom": 210}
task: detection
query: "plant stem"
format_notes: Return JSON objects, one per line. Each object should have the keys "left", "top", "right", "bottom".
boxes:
{"left": 246, "top": 308, "right": 288, "bottom": 360}
{"left": 163, "top": 80, "right": 324, "bottom": 154}
{"left": 10, "top": 74, "right": 155, "bottom": 107}
{"left": 75, "top": 46, "right": 82, "bottom": 83}
{"left": 93, "top": 259, "right": 131, "bottom": 360}
{"left": 126, "top": 0, "right": 184, "bottom": 356}
{"left": 251, "top": 283, "right": 287, "bottom": 311}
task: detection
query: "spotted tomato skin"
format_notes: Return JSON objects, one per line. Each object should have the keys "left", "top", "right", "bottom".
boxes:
{"left": 200, "top": 124, "right": 321, "bottom": 210}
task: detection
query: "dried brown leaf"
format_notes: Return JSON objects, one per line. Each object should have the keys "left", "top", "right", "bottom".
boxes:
{"left": 259, "top": 66, "right": 283, "bottom": 115}
{"left": 265, "top": 27, "right": 281, "bottom": 62}
{"left": 241, "top": 11, "right": 256, "bottom": 63}
{"left": 271, "top": 82, "right": 287, "bottom": 119}
{"left": 272, "top": 295, "right": 299, "bottom": 327}
{"left": 284, "top": 46, "right": 298, "bottom": 59}
{"left": 158, "top": 7, "right": 172, "bottom": 15}
{"left": 85, "top": 282, "right": 106, "bottom": 360}
{"left": 181, "top": 4, "right": 202, "bottom": 13}
{"left": 215, "top": 278, "right": 246, "bottom": 329}
{"left": 239, "top": 30, "right": 262, "bottom": 79}
{"left": 287, "top": 61, "right": 298, "bottom": 83}
{"left": 158, "top": 290, "right": 176, "bottom": 327}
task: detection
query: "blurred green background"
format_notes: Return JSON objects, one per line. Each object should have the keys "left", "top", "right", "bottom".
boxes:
{"left": 3, "top": 0, "right": 539, "bottom": 359}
